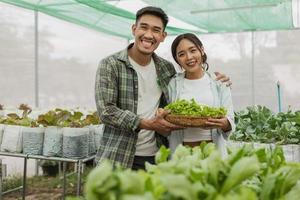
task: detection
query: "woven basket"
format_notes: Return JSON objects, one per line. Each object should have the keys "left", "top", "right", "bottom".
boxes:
{"left": 165, "top": 114, "right": 222, "bottom": 127}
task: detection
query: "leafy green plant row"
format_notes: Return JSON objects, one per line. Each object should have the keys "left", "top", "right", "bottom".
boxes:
{"left": 230, "top": 105, "right": 300, "bottom": 144}
{"left": 0, "top": 105, "right": 100, "bottom": 128}
{"left": 68, "top": 143, "right": 300, "bottom": 200}
{"left": 165, "top": 99, "right": 227, "bottom": 117}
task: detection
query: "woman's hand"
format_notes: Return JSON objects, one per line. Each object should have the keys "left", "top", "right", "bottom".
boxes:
{"left": 214, "top": 71, "right": 232, "bottom": 87}
{"left": 203, "top": 117, "right": 232, "bottom": 132}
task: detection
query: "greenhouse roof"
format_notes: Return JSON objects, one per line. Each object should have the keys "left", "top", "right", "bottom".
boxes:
{"left": 0, "top": 0, "right": 297, "bottom": 39}
{"left": 145, "top": 0, "right": 295, "bottom": 32}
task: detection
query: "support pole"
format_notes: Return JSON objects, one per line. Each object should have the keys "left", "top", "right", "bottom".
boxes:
{"left": 277, "top": 81, "right": 282, "bottom": 112}
{"left": 34, "top": 10, "right": 39, "bottom": 108}
{"left": 0, "top": 159, "right": 2, "bottom": 200}
{"left": 34, "top": 10, "right": 40, "bottom": 177}
{"left": 22, "top": 157, "right": 27, "bottom": 200}
{"left": 251, "top": 31, "right": 255, "bottom": 105}
{"left": 76, "top": 160, "right": 82, "bottom": 196}
{"left": 63, "top": 162, "right": 67, "bottom": 200}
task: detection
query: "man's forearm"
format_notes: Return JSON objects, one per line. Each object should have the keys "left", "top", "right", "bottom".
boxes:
{"left": 138, "top": 117, "right": 174, "bottom": 137}
{"left": 99, "top": 105, "right": 141, "bottom": 132}
{"left": 138, "top": 118, "right": 154, "bottom": 130}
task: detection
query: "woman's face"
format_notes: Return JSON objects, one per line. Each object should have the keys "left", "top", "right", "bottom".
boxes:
{"left": 176, "top": 38, "right": 203, "bottom": 74}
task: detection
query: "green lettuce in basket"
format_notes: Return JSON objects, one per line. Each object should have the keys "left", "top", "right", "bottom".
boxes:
{"left": 164, "top": 99, "right": 227, "bottom": 117}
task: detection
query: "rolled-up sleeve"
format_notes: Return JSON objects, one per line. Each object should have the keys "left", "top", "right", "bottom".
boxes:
{"left": 95, "top": 59, "right": 141, "bottom": 132}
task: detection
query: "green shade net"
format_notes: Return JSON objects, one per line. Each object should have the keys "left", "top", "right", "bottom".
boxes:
{"left": 0, "top": 0, "right": 202, "bottom": 39}
{"left": 143, "top": 0, "right": 294, "bottom": 32}
{"left": 0, "top": 0, "right": 294, "bottom": 37}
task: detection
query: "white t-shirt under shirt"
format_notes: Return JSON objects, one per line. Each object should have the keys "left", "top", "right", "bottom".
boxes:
{"left": 129, "top": 56, "right": 160, "bottom": 156}
{"left": 179, "top": 73, "right": 214, "bottom": 142}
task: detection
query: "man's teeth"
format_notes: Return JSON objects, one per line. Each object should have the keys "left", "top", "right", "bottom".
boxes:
{"left": 142, "top": 40, "right": 153, "bottom": 47}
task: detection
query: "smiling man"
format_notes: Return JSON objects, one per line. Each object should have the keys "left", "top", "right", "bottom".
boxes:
{"left": 95, "top": 6, "right": 229, "bottom": 170}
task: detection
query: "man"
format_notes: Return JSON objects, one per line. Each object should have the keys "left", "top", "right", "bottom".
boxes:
{"left": 95, "top": 6, "right": 230, "bottom": 170}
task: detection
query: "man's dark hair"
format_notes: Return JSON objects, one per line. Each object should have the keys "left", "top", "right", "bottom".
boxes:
{"left": 136, "top": 6, "right": 169, "bottom": 30}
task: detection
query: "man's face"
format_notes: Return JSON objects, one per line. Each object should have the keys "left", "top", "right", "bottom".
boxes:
{"left": 132, "top": 14, "right": 167, "bottom": 55}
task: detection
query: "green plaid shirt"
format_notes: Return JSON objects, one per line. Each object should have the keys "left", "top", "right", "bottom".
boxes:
{"left": 95, "top": 44, "right": 176, "bottom": 168}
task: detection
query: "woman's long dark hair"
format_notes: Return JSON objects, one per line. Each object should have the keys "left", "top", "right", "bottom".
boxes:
{"left": 171, "top": 33, "right": 209, "bottom": 71}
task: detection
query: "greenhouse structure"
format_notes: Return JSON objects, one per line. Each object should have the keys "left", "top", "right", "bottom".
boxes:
{"left": 0, "top": 0, "right": 300, "bottom": 199}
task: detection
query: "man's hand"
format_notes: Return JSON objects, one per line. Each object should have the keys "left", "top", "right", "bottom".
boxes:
{"left": 214, "top": 71, "right": 232, "bottom": 87}
{"left": 203, "top": 117, "right": 231, "bottom": 132}
{"left": 139, "top": 108, "right": 184, "bottom": 136}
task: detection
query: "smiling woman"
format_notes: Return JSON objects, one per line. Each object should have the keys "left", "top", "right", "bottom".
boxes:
{"left": 165, "top": 33, "right": 235, "bottom": 152}
{"left": 174, "top": 38, "right": 206, "bottom": 79}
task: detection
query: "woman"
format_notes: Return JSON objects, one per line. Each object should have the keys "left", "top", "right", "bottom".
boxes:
{"left": 167, "top": 33, "right": 235, "bottom": 156}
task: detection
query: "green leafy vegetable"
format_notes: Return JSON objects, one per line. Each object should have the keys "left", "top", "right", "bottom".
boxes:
{"left": 165, "top": 99, "right": 227, "bottom": 117}
{"left": 230, "top": 105, "right": 300, "bottom": 144}
{"left": 79, "top": 144, "right": 300, "bottom": 200}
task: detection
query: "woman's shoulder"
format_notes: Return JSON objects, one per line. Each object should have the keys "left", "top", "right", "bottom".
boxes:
{"left": 168, "top": 72, "right": 185, "bottom": 93}
{"left": 205, "top": 71, "right": 219, "bottom": 84}
{"left": 205, "top": 71, "right": 228, "bottom": 90}
{"left": 205, "top": 71, "right": 216, "bottom": 80}
{"left": 170, "top": 72, "right": 185, "bottom": 81}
